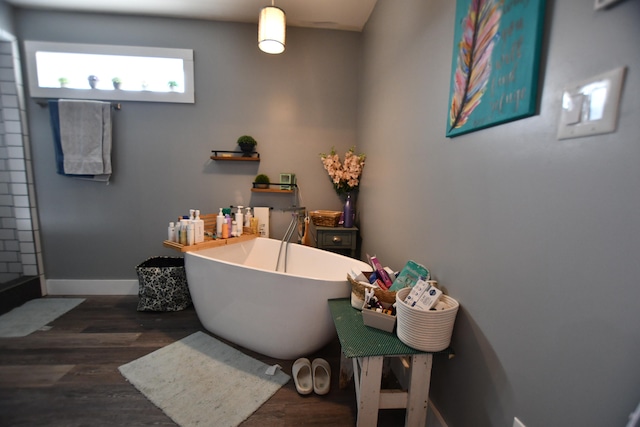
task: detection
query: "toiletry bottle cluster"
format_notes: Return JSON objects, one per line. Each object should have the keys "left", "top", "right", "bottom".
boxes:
{"left": 167, "top": 209, "right": 205, "bottom": 246}
{"left": 216, "top": 206, "right": 258, "bottom": 239}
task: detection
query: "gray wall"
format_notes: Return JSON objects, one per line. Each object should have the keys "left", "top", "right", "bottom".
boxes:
{"left": 0, "top": 0, "right": 13, "bottom": 35}
{"left": 14, "top": 9, "right": 361, "bottom": 279}
{"left": 358, "top": 0, "right": 640, "bottom": 426}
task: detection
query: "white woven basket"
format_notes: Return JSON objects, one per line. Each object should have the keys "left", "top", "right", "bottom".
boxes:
{"left": 395, "top": 287, "right": 459, "bottom": 352}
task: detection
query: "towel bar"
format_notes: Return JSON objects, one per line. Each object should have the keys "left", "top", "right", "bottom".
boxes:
{"left": 36, "top": 100, "right": 122, "bottom": 110}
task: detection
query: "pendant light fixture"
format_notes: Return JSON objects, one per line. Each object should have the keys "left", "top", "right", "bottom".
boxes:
{"left": 258, "top": 1, "right": 286, "bottom": 54}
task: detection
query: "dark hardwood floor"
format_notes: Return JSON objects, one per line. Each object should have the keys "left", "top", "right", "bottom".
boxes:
{"left": 0, "top": 296, "right": 406, "bottom": 426}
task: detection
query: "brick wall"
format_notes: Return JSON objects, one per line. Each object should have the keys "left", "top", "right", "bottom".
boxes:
{"left": 0, "top": 39, "right": 40, "bottom": 284}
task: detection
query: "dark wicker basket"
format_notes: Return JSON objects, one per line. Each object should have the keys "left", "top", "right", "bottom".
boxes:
{"left": 348, "top": 274, "right": 397, "bottom": 305}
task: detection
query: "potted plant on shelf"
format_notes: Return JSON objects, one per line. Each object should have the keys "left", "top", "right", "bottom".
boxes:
{"left": 237, "top": 135, "right": 257, "bottom": 156}
{"left": 112, "top": 77, "right": 122, "bottom": 89}
{"left": 88, "top": 75, "right": 99, "bottom": 89}
{"left": 168, "top": 81, "right": 178, "bottom": 91}
{"left": 58, "top": 77, "right": 68, "bottom": 88}
{"left": 254, "top": 174, "right": 270, "bottom": 189}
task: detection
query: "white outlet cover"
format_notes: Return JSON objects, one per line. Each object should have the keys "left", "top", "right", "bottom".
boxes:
{"left": 513, "top": 417, "right": 526, "bottom": 427}
{"left": 594, "top": 0, "right": 625, "bottom": 10}
{"left": 557, "top": 66, "right": 626, "bottom": 140}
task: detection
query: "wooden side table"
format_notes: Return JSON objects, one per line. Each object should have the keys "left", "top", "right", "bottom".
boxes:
{"left": 328, "top": 298, "right": 453, "bottom": 427}
{"left": 314, "top": 225, "right": 358, "bottom": 258}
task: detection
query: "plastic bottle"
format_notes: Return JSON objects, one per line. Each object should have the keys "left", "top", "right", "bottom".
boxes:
{"left": 194, "top": 210, "right": 205, "bottom": 243}
{"left": 226, "top": 214, "right": 232, "bottom": 233}
{"left": 186, "top": 222, "right": 195, "bottom": 246}
{"left": 244, "top": 207, "right": 252, "bottom": 228}
{"left": 216, "top": 208, "right": 224, "bottom": 237}
{"left": 231, "top": 220, "right": 238, "bottom": 237}
{"left": 179, "top": 220, "right": 187, "bottom": 245}
{"left": 168, "top": 222, "right": 176, "bottom": 242}
{"left": 235, "top": 206, "right": 243, "bottom": 236}
{"left": 221, "top": 221, "right": 229, "bottom": 239}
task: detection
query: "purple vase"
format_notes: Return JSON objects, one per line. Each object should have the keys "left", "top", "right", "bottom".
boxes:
{"left": 343, "top": 192, "right": 354, "bottom": 228}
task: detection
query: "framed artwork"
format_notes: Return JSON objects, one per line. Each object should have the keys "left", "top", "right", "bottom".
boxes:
{"left": 446, "top": 0, "right": 546, "bottom": 137}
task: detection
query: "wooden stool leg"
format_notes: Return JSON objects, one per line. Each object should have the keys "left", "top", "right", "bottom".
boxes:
{"left": 405, "top": 354, "right": 433, "bottom": 427}
{"left": 356, "top": 356, "right": 384, "bottom": 427}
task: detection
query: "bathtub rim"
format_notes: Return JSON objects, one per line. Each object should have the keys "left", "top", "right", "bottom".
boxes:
{"left": 184, "top": 236, "right": 372, "bottom": 281}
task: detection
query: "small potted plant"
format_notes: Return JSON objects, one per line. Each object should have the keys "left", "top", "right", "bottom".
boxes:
{"left": 254, "top": 174, "right": 270, "bottom": 189}
{"left": 88, "top": 75, "right": 99, "bottom": 89}
{"left": 237, "top": 135, "right": 257, "bottom": 156}
{"left": 112, "top": 77, "right": 122, "bottom": 89}
{"left": 58, "top": 77, "right": 69, "bottom": 88}
{"left": 168, "top": 81, "right": 178, "bottom": 91}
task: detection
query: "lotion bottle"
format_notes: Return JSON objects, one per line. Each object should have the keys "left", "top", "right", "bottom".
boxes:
{"left": 168, "top": 222, "right": 176, "bottom": 242}
{"left": 186, "top": 222, "right": 194, "bottom": 245}
{"left": 244, "top": 207, "right": 252, "bottom": 228}
{"left": 194, "top": 210, "right": 205, "bottom": 243}
{"left": 216, "top": 208, "right": 224, "bottom": 237}
{"left": 235, "top": 206, "right": 243, "bottom": 236}
{"left": 179, "top": 220, "right": 187, "bottom": 245}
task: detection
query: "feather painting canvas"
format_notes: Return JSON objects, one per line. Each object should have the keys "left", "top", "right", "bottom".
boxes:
{"left": 446, "top": 0, "right": 546, "bottom": 137}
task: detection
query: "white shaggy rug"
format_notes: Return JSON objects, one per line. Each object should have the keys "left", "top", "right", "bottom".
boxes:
{"left": 118, "top": 331, "right": 290, "bottom": 427}
{"left": 0, "top": 298, "right": 85, "bottom": 337}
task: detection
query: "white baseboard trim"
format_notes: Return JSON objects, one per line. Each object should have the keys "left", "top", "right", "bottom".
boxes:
{"left": 46, "top": 279, "right": 138, "bottom": 295}
{"left": 427, "top": 399, "right": 448, "bottom": 427}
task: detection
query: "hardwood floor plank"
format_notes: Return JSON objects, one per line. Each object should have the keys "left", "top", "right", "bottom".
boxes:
{"left": 0, "top": 296, "right": 408, "bottom": 426}
{"left": 0, "top": 364, "right": 75, "bottom": 387}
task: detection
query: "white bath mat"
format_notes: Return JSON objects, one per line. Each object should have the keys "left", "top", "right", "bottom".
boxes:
{"left": 0, "top": 298, "right": 85, "bottom": 338}
{"left": 118, "top": 331, "right": 290, "bottom": 427}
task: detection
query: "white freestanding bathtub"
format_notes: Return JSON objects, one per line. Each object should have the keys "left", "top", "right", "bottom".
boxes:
{"left": 184, "top": 237, "right": 372, "bottom": 360}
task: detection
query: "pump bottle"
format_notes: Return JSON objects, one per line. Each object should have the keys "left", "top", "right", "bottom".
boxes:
{"left": 168, "top": 222, "right": 176, "bottom": 242}
{"left": 216, "top": 208, "right": 224, "bottom": 237}
{"left": 236, "top": 206, "right": 243, "bottom": 236}
{"left": 194, "top": 210, "right": 205, "bottom": 243}
{"left": 244, "top": 207, "right": 252, "bottom": 228}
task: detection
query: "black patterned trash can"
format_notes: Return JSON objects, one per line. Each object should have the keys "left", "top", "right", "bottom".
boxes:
{"left": 135, "top": 257, "right": 192, "bottom": 311}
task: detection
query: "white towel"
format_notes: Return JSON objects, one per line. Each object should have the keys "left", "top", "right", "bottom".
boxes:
{"left": 59, "top": 99, "right": 112, "bottom": 176}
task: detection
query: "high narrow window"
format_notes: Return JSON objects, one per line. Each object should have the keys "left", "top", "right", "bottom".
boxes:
{"left": 24, "top": 41, "right": 194, "bottom": 104}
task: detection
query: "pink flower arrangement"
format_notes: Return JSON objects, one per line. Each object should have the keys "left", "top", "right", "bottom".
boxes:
{"left": 320, "top": 146, "right": 366, "bottom": 195}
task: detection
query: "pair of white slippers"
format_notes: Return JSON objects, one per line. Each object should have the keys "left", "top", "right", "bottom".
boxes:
{"left": 292, "top": 357, "right": 331, "bottom": 395}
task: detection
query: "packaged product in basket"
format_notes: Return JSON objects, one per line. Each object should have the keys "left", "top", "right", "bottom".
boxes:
{"left": 390, "top": 260, "right": 430, "bottom": 291}
{"left": 404, "top": 279, "right": 442, "bottom": 311}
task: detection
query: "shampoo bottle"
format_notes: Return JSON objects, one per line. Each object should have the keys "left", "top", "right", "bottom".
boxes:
{"left": 244, "top": 207, "right": 252, "bottom": 228}
{"left": 194, "top": 210, "right": 205, "bottom": 243}
{"left": 216, "top": 208, "right": 224, "bottom": 237}
{"left": 179, "top": 220, "right": 187, "bottom": 245}
{"left": 186, "top": 222, "right": 195, "bottom": 246}
{"left": 235, "top": 206, "right": 243, "bottom": 236}
{"left": 168, "top": 222, "right": 176, "bottom": 242}
{"left": 221, "top": 222, "right": 229, "bottom": 239}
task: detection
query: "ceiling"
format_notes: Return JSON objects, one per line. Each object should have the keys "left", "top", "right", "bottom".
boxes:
{"left": 5, "top": 0, "right": 378, "bottom": 32}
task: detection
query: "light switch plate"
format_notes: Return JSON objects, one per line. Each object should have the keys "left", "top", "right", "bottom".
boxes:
{"left": 557, "top": 66, "right": 626, "bottom": 140}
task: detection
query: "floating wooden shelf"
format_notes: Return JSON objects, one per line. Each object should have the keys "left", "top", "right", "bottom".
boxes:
{"left": 251, "top": 182, "right": 296, "bottom": 193}
{"left": 251, "top": 188, "right": 294, "bottom": 193}
{"left": 210, "top": 150, "right": 260, "bottom": 161}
